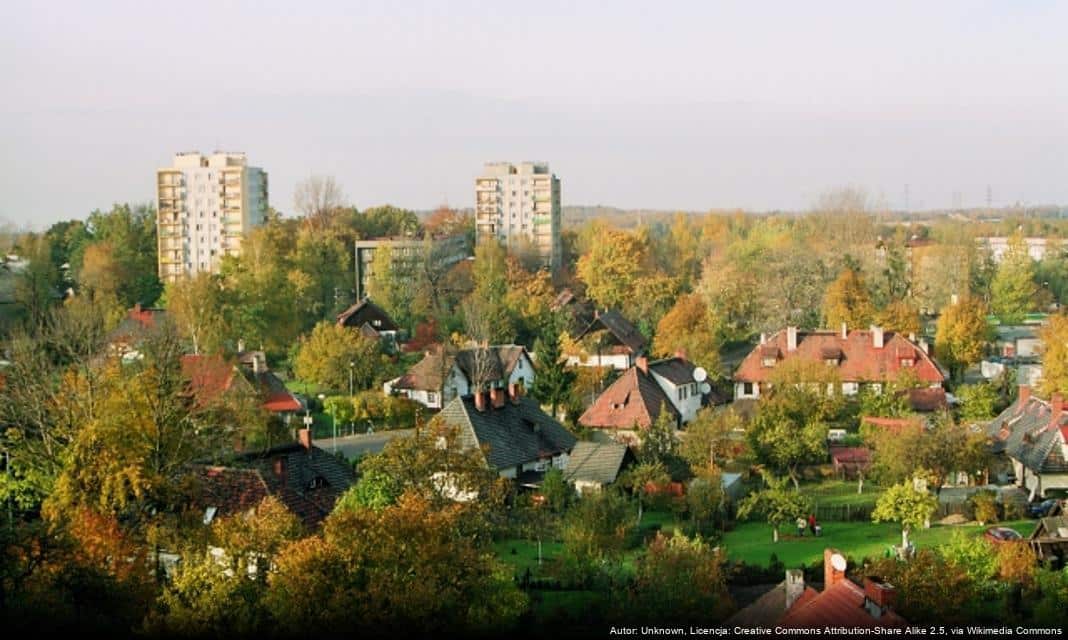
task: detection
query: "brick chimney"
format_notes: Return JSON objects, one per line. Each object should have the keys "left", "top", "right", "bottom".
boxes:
{"left": 133, "top": 302, "right": 141, "bottom": 314}
{"left": 636, "top": 355, "right": 649, "bottom": 374}
{"left": 490, "top": 386, "right": 506, "bottom": 409}
{"left": 508, "top": 382, "right": 521, "bottom": 404}
{"left": 918, "top": 339, "right": 929, "bottom": 355}
{"left": 760, "top": 333, "right": 767, "bottom": 345}
{"left": 787, "top": 326, "right": 798, "bottom": 352}
{"left": 870, "top": 325, "right": 885, "bottom": 349}
{"left": 824, "top": 548, "right": 847, "bottom": 588}
{"left": 863, "top": 577, "right": 896, "bottom": 619}
{"left": 238, "top": 338, "right": 245, "bottom": 353}
{"left": 1049, "top": 393, "right": 1064, "bottom": 431}
{"left": 785, "top": 569, "right": 805, "bottom": 611}
{"left": 841, "top": 322, "right": 848, "bottom": 340}
{"left": 252, "top": 353, "right": 262, "bottom": 374}
{"left": 298, "top": 428, "right": 312, "bottom": 451}
{"left": 474, "top": 390, "right": 486, "bottom": 412}
{"left": 675, "top": 348, "right": 687, "bottom": 361}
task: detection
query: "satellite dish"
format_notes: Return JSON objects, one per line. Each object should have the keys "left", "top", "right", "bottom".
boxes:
{"left": 831, "top": 553, "right": 847, "bottom": 572}
{"left": 693, "top": 367, "right": 708, "bottom": 382}
{"left": 700, "top": 383, "right": 712, "bottom": 394}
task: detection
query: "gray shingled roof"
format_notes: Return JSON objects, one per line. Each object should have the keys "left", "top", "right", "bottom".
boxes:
{"left": 393, "top": 344, "right": 529, "bottom": 392}
{"left": 576, "top": 309, "right": 647, "bottom": 354}
{"left": 439, "top": 394, "right": 577, "bottom": 471}
{"left": 985, "top": 397, "right": 1068, "bottom": 475}
{"left": 563, "top": 441, "right": 630, "bottom": 485}
{"left": 649, "top": 356, "right": 696, "bottom": 385}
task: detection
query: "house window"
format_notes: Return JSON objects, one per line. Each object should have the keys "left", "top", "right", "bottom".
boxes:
{"left": 743, "top": 382, "right": 754, "bottom": 396}
{"left": 762, "top": 357, "right": 777, "bottom": 367}
{"left": 900, "top": 358, "right": 914, "bottom": 367}
{"left": 427, "top": 391, "right": 438, "bottom": 404}
{"left": 824, "top": 358, "right": 839, "bottom": 366}
{"left": 372, "top": 319, "right": 381, "bottom": 327}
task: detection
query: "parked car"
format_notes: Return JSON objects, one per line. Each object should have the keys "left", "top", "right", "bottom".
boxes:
{"left": 1029, "top": 499, "right": 1060, "bottom": 518}
{"left": 983, "top": 527, "right": 1023, "bottom": 544}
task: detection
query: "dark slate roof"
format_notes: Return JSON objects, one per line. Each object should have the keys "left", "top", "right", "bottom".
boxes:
{"left": 985, "top": 396, "right": 1068, "bottom": 475}
{"left": 649, "top": 356, "right": 696, "bottom": 385}
{"left": 726, "top": 582, "right": 798, "bottom": 626}
{"left": 195, "top": 443, "right": 355, "bottom": 528}
{"left": 336, "top": 299, "right": 399, "bottom": 332}
{"left": 439, "top": 394, "right": 577, "bottom": 471}
{"left": 393, "top": 344, "right": 529, "bottom": 392}
{"left": 563, "top": 441, "right": 631, "bottom": 485}
{"left": 1032, "top": 516, "right": 1068, "bottom": 540}
{"left": 575, "top": 309, "right": 647, "bottom": 354}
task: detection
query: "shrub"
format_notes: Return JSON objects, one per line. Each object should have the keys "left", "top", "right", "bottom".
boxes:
{"left": 969, "top": 490, "right": 999, "bottom": 524}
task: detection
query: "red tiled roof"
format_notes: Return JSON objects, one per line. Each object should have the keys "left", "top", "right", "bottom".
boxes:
{"left": 780, "top": 580, "right": 908, "bottom": 629}
{"left": 182, "top": 354, "right": 236, "bottom": 406}
{"left": 830, "top": 447, "right": 871, "bottom": 465}
{"left": 735, "top": 329, "right": 945, "bottom": 385}
{"left": 860, "top": 416, "right": 925, "bottom": 432}
{"left": 194, "top": 467, "right": 270, "bottom": 517}
{"left": 578, "top": 366, "right": 679, "bottom": 430}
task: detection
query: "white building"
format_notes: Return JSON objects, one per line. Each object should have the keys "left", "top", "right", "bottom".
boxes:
{"left": 157, "top": 151, "right": 268, "bottom": 282}
{"left": 475, "top": 162, "right": 561, "bottom": 272}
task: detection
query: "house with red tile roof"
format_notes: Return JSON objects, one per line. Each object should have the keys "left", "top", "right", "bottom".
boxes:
{"left": 733, "top": 324, "right": 945, "bottom": 401}
{"left": 384, "top": 344, "right": 534, "bottom": 410}
{"left": 106, "top": 303, "right": 167, "bottom": 360}
{"left": 727, "top": 548, "right": 908, "bottom": 629}
{"left": 578, "top": 355, "right": 707, "bottom": 441}
{"left": 182, "top": 352, "right": 302, "bottom": 418}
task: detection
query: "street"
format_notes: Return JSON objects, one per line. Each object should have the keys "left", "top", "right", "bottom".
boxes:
{"left": 313, "top": 429, "right": 414, "bottom": 460}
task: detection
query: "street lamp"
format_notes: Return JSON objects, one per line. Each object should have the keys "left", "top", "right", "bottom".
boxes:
{"left": 318, "top": 393, "right": 336, "bottom": 454}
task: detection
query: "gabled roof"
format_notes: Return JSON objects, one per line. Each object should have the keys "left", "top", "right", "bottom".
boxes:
{"left": 1031, "top": 516, "right": 1068, "bottom": 540}
{"left": 336, "top": 298, "right": 399, "bottom": 332}
{"left": 183, "top": 354, "right": 301, "bottom": 414}
{"left": 905, "top": 387, "right": 948, "bottom": 412}
{"left": 438, "top": 394, "right": 577, "bottom": 471}
{"left": 575, "top": 309, "right": 647, "bottom": 355}
{"left": 108, "top": 304, "right": 167, "bottom": 345}
{"left": 779, "top": 580, "right": 908, "bottom": 629}
{"left": 649, "top": 356, "right": 697, "bottom": 385}
{"left": 726, "top": 582, "right": 814, "bottom": 626}
{"left": 578, "top": 365, "right": 680, "bottom": 430}
{"left": 393, "top": 344, "right": 530, "bottom": 392}
{"left": 563, "top": 441, "right": 632, "bottom": 485}
{"left": 735, "top": 329, "right": 945, "bottom": 385}
{"left": 985, "top": 395, "right": 1068, "bottom": 475}
{"left": 194, "top": 442, "right": 355, "bottom": 528}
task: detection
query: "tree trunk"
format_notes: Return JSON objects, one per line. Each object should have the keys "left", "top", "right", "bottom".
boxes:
{"left": 857, "top": 473, "right": 864, "bottom": 494}
{"left": 902, "top": 528, "right": 909, "bottom": 548}
{"left": 789, "top": 469, "right": 800, "bottom": 491}
{"left": 773, "top": 527, "right": 779, "bottom": 543}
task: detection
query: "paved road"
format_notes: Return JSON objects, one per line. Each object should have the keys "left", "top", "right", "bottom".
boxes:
{"left": 314, "top": 429, "right": 414, "bottom": 460}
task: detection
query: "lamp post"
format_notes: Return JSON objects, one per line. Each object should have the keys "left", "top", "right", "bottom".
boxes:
{"left": 318, "top": 393, "right": 336, "bottom": 454}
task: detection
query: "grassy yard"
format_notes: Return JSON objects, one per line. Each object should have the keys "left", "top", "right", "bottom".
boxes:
{"left": 494, "top": 539, "right": 567, "bottom": 579}
{"left": 529, "top": 590, "right": 607, "bottom": 621}
{"left": 804, "top": 479, "right": 884, "bottom": 507}
{"left": 722, "top": 519, "right": 1036, "bottom": 567}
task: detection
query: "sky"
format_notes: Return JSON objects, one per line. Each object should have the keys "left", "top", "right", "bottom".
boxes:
{"left": 1, "top": 0, "right": 1066, "bottom": 228}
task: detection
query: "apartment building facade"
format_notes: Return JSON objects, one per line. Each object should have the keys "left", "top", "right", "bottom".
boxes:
{"left": 354, "top": 234, "right": 469, "bottom": 300}
{"left": 475, "top": 162, "right": 561, "bottom": 272}
{"left": 157, "top": 151, "right": 268, "bottom": 282}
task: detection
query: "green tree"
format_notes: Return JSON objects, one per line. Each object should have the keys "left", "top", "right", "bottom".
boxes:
{"left": 293, "top": 321, "right": 384, "bottom": 391}
{"left": 990, "top": 233, "right": 1038, "bottom": 323}
{"left": 622, "top": 531, "right": 733, "bottom": 623}
{"left": 746, "top": 388, "right": 829, "bottom": 489}
{"left": 530, "top": 315, "right": 575, "bottom": 420}
{"left": 13, "top": 234, "right": 61, "bottom": 328}
{"left": 152, "top": 551, "right": 266, "bottom": 636}
{"left": 823, "top": 266, "right": 875, "bottom": 330}
{"left": 335, "top": 469, "right": 403, "bottom": 512}
{"left": 876, "top": 299, "right": 922, "bottom": 336}
{"left": 955, "top": 383, "right": 1000, "bottom": 422}
{"left": 686, "top": 468, "right": 725, "bottom": 535}
{"left": 679, "top": 407, "right": 745, "bottom": 472}
{"left": 576, "top": 229, "right": 650, "bottom": 309}
{"left": 737, "top": 471, "right": 812, "bottom": 543}
{"left": 640, "top": 404, "right": 678, "bottom": 466}
{"left": 561, "top": 489, "right": 633, "bottom": 566}
{"left": 162, "top": 272, "right": 227, "bottom": 354}
{"left": 539, "top": 467, "right": 572, "bottom": 513}
{"left": 935, "top": 295, "right": 992, "bottom": 382}
{"left": 864, "top": 550, "right": 975, "bottom": 623}
{"left": 211, "top": 495, "right": 304, "bottom": 580}
{"left": 619, "top": 461, "right": 671, "bottom": 525}
{"left": 871, "top": 480, "right": 937, "bottom": 547}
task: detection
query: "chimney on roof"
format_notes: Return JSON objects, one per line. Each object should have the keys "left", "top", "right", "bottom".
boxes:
{"left": 238, "top": 338, "right": 245, "bottom": 353}
{"left": 298, "top": 428, "right": 312, "bottom": 451}
{"left": 785, "top": 569, "right": 805, "bottom": 611}
{"left": 760, "top": 333, "right": 767, "bottom": 345}
{"left": 675, "top": 348, "right": 687, "bottom": 361}
{"left": 252, "top": 353, "right": 262, "bottom": 374}
{"left": 508, "top": 382, "right": 521, "bottom": 404}
{"left": 1049, "top": 393, "right": 1065, "bottom": 431}
{"left": 951, "top": 293, "right": 960, "bottom": 306}
{"left": 787, "top": 326, "right": 798, "bottom": 352}
{"left": 474, "top": 390, "right": 486, "bottom": 412}
{"left": 871, "top": 325, "right": 885, "bottom": 349}
{"left": 908, "top": 332, "right": 916, "bottom": 343}
{"left": 490, "top": 386, "right": 506, "bottom": 409}
{"left": 841, "top": 322, "right": 848, "bottom": 340}
{"left": 133, "top": 302, "right": 142, "bottom": 313}
{"left": 918, "top": 339, "right": 929, "bottom": 355}
{"left": 862, "top": 577, "right": 897, "bottom": 619}
{"left": 824, "top": 548, "right": 847, "bottom": 589}
{"left": 636, "top": 355, "right": 649, "bottom": 374}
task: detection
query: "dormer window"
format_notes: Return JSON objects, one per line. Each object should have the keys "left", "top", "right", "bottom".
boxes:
{"left": 821, "top": 346, "right": 842, "bottom": 367}
{"left": 899, "top": 358, "right": 914, "bottom": 367}
{"left": 760, "top": 344, "right": 780, "bottom": 368}
{"left": 762, "top": 356, "right": 777, "bottom": 368}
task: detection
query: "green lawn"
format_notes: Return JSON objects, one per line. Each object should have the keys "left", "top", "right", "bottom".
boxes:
{"left": 804, "top": 479, "right": 884, "bottom": 507}
{"left": 530, "top": 590, "right": 606, "bottom": 621}
{"left": 722, "top": 519, "right": 1036, "bottom": 567}
{"left": 494, "top": 539, "right": 567, "bottom": 579}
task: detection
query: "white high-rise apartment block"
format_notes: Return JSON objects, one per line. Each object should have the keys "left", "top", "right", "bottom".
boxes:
{"left": 156, "top": 151, "right": 268, "bottom": 282}
{"left": 475, "top": 162, "right": 561, "bottom": 272}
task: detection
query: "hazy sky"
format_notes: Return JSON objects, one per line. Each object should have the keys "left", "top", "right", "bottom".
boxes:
{"left": 2, "top": 0, "right": 1066, "bottom": 227}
